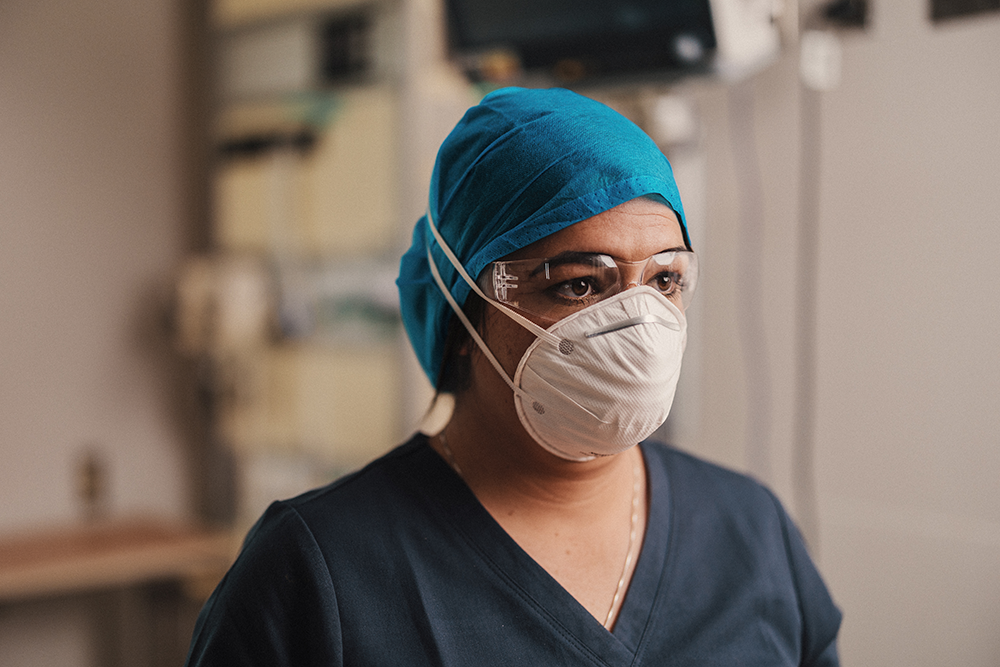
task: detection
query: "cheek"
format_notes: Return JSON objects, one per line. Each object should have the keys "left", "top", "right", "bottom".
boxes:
{"left": 479, "top": 308, "right": 536, "bottom": 378}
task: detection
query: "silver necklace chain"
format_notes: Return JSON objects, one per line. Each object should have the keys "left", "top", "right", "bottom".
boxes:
{"left": 604, "top": 454, "right": 641, "bottom": 630}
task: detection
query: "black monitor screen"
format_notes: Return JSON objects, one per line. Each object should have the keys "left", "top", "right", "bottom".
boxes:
{"left": 445, "top": 0, "right": 716, "bottom": 79}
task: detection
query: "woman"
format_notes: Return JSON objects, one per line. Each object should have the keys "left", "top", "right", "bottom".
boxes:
{"left": 186, "top": 87, "right": 841, "bottom": 666}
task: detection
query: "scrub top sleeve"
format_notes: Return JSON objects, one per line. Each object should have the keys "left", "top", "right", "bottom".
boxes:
{"left": 185, "top": 502, "right": 343, "bottom": 667}
{"left": 770, "top": 493, "right": 843, "bottom": 667}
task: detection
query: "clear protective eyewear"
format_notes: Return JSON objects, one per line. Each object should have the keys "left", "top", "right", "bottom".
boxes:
{"left": 477, "top": 250, "right": 698, "bottom": 323}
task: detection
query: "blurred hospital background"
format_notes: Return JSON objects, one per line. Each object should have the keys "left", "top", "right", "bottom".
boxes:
{"left": 1, "top": 0, "right": 998, "bottom": 664}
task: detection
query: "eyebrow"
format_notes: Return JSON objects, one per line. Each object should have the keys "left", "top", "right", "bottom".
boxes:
{"left": 527, "top": 247, "right": 689, "bottom": 276}
{"left": 527, "top": 251, "right": 606, "bottom": 278}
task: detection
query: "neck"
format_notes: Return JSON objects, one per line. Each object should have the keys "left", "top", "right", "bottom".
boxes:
{"left": 435, "top": 391, "right": 640, "bottom": 515}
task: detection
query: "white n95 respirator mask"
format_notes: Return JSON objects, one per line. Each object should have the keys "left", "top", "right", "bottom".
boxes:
{"left": 425, "top": 215, "right": 687, "bottom": 461}
{"left": 510, "top": 286, "right": 686, "bottom": 460}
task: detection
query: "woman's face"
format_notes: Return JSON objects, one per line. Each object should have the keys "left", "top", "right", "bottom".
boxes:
{"left": 468, "top": 197, "right": 687, "bottom": 412}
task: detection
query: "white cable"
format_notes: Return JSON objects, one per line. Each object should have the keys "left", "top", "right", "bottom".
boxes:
{"left": 727, "top": 80, "right": 774, "bottom": 485}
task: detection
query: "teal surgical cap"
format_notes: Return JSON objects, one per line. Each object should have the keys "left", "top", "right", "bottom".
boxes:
{"left": 397, "top": 86, "right": 690, "bottom": 386}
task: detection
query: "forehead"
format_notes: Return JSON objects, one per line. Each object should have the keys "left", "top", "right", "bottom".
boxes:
{"left": 506, "top": 198, "right": 685, "bottom": 262}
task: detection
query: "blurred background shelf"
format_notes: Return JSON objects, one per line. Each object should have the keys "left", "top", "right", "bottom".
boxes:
{"left": 0, "top": 519, "right": 234, "bottom": 604}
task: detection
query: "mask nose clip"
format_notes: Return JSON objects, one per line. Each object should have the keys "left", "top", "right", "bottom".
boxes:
{"left": 585, "top": 313, "right": 681, "bottom": 338}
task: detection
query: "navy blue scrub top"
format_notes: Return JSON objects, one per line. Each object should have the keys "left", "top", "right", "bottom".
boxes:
{"left": 186, "top": 435, "right": 841, "bottom": 666}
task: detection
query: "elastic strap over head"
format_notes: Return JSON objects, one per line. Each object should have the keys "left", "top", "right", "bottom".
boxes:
{"left": 424, "top": 208, "right": 561, "bottom": 346}
{"left": 425, "top": 231, "right": 531, "bottom": 402}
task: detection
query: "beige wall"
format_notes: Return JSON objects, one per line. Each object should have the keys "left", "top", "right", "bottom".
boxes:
{"left": 0, "top": 0, "right": 185, "bottom": 529}
{"left": 0, "top": 0, "right": 189, "bottom": 531}
{"left": 815, "top": 4, "right": 1000, "bottom": 664}
{"left": 0, "top": 0, "right": 190, "bottom": 664}
{"left": 668, "top": 2, "right": 1000, "bottom": 664}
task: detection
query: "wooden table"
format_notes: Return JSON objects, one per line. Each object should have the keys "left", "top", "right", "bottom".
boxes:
{"left": 0, "top": 519, "right": 236, "bottom": 666}
{"left": 0, "top": 518, "right": 235, "bottom": 602}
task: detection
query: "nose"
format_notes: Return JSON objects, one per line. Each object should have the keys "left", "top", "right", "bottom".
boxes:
{"left": 621, "top": 268, "right": 644, "bottom": 290}
{"left": 618, "top": 259, "right": 648, "bottom": 291}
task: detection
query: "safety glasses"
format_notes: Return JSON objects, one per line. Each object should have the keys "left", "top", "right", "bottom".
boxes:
{"left": 477, "top": 250, "right": 698, "bottom": 322}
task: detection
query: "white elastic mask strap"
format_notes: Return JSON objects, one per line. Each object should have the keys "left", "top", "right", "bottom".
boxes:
{"left": 425, "top": 243, "right": 526, "bottom": 398}
{"left": 424, "top": 209, "right": 560, "bottom": 345}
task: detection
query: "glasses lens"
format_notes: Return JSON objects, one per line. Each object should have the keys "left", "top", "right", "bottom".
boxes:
{"left": 642, "top": 251, "right": 698, "bottom": 310}
{"left": 478, "top": 251, "right": 698, "bottom": 321}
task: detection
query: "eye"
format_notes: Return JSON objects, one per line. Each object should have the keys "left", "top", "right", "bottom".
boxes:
{"left": 553, "top": 277, "right": 596, "bottom": 299}
{"left": 651, "top": 271, "right": 681, "bottom": 295}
